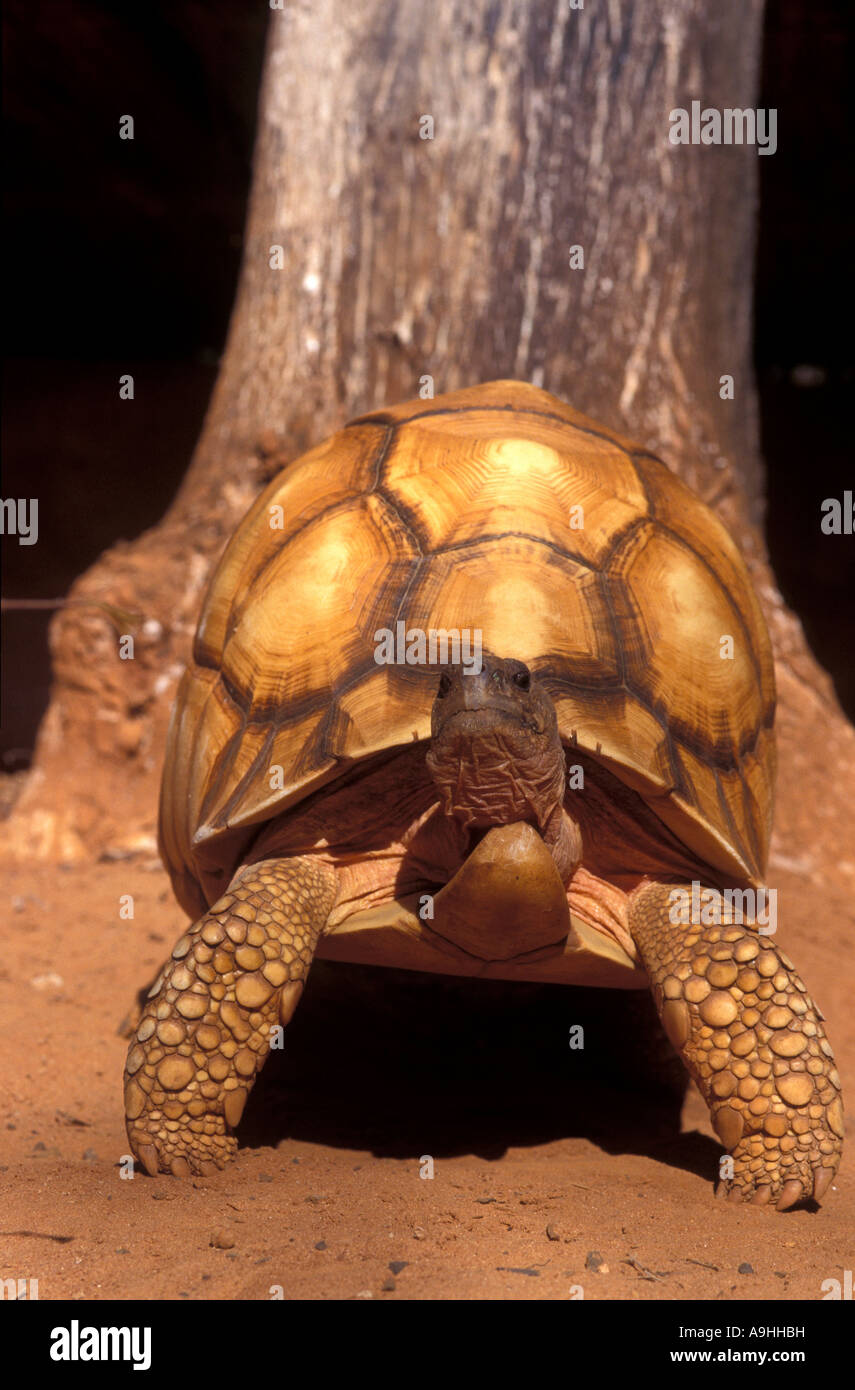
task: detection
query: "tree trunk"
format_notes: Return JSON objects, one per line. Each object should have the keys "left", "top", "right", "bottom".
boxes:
{"left": 5, "top": 0, "right": 853, "bottom": 901}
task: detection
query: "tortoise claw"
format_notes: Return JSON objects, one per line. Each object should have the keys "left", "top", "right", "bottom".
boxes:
{"left": 776, "top": 1179, "right": 804, "bottom": 1211}
{"left": 812, "top": 1167, "right": 835, "bottom": 1201}
{"left": 135, "top": 1142, "right": 160, "bottom": 1178}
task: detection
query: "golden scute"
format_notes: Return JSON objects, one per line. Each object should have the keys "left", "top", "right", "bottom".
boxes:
{"left": 159, "top": 380, "right": 776, "bottom": 919}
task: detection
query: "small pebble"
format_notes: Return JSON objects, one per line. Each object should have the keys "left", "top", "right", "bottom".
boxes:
{"left": 586, "top": 1251, "right": 605, "bottom": 1272}
{"left": 258, "top": 1174, "right": 273, "bottom": 1183}
{"left": 388, "top": 1261, "right": 408, "bottom": 1275}
{"left": 382, "top": 1277, "right": 396, "bottom": 1292}
{"left": 30, "top": 972, "right": 65, "bottom": 990}
{"left": 738, "top": 1262, "right": 754, "bottom": 1275}
{"left": 412, "top": 1226, "right": 426, "bottom": 1240}
{"left": 315, "top": 1240, "right": 327, "bottom": 1251}
{"left": 355, "top": 1290, "right": 373, "bottom": 1299}
{"left": 546, "top": 1223, "right": 560, "bottom": 1241}
{"left": 210, "top": 1231, "right": 235, "bottom": 1250}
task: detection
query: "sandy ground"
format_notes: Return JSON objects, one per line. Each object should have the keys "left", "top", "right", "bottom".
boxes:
{"left": 0, "top": 856, "right": 851, "bottom": 1303}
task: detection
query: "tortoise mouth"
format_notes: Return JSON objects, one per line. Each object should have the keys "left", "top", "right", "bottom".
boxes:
{"left": 437, "top": 704, "right": 542, "bottom": 737}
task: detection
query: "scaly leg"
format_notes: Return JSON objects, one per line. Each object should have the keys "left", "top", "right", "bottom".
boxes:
{"left": 124, "top": 857, "right": 337, "bottom": 1176}
{"left": 629, "top": 880, "right": 844, "bottom": 1209}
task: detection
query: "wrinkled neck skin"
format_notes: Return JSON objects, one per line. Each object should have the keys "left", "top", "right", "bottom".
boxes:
{"left": 426, "top": 715, "right": 582, "bottom": 884}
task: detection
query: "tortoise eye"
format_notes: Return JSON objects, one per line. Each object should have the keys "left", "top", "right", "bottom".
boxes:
{"left": 513, "top": 669, "right": 531, "bottom": 690}
{"left": 437, "top": 671, "right": 452, "bottom": 697}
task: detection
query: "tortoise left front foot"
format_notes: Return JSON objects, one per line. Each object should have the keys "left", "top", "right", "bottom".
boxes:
{"left": 630, "top": 881, "right": 844, "bottom": 1209}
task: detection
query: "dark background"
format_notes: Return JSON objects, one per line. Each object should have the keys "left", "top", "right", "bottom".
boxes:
{"left": 2, "top": 0, "right": 853, "bottom": 769}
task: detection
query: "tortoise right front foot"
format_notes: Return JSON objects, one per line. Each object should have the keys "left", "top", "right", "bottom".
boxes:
{"left": 124, "top": 857, "right": 335, "bottom": 1176}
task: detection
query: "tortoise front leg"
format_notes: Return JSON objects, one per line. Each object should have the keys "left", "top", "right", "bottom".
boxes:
{"left": 628, "top": 880, "right": 844, "bottom": 1209}
{"left": 124, "top": 857, "right": 337, "bottom": 1177}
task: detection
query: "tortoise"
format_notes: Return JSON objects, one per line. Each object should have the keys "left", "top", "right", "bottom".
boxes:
{"left": 125, "top": 379, "right": 843, "bottom": 1208}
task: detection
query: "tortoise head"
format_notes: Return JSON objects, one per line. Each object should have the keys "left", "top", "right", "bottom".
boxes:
{"left": 425, "top": 653, "right": 567, "bottom": 836}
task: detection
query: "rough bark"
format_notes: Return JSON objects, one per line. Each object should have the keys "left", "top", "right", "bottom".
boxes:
{"left": 5, "top": 0, "right": 853, "bottom": 879}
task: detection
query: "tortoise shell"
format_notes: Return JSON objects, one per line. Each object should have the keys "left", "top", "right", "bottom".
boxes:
{"left": 159, "top": 380, "right": 776, "bottom": 922}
